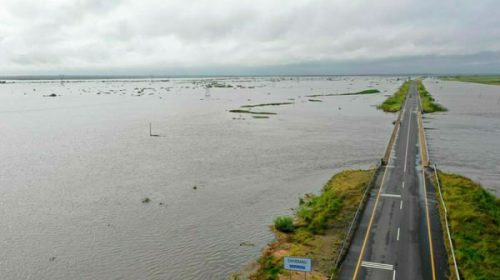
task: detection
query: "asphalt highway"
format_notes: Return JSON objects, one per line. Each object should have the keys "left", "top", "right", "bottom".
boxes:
{"left": 338, "top": 81, "right": 448, "bottom": 280}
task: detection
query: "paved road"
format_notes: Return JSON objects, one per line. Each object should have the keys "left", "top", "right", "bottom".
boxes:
{"left": 338, "top": 81, "right": 448, "bottom": 280}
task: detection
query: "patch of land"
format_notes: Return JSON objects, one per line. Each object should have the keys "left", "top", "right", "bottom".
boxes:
{"left": 306, "top": 89, "right": 380, "bottom": 98}
{"left": 239, "top": 169, "right": 375, "bottom": 280}
{"left": 433, "top": 171, "right": 500, "bottom": 280}
{"left": 241, "top": 102, "right": 294, "bottom": 108}
{"left": 417, "top": 80, "right": 447, "bottom": 113}
{"left": 441, "top": 75, "right": 500, "bottom": 86}
{"left": 377, "top": 80, "right": 411, "bottom": 112}
{"left": 229, "top": 109, "right": 276, "bottom": 115}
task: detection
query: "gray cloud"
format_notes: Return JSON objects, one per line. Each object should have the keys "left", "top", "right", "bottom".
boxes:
{"left": 0, "top": 0, "right": 499, "bottom": 75}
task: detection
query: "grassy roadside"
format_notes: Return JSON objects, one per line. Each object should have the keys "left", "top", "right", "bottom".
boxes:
{"left": 239, "top": 169, "right": 375, "bottom": 280}
{"left": 433, "top": 171, "right": 500, "bottom": 280}
{"left": 441, "top": 75, "right": 500, "bottom": 86}
{"left": 416, "top": 80, "right": 447, "bottom": 113}
{"left": 377, "top": 81, "right": 411, "bottom": 112}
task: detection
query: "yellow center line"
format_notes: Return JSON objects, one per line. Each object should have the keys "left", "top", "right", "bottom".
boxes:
{"left": 351, "top": 164, "right": 389, "bottom": 279}
{"left": 352, "top": 85, "right": 410, "bottom": 279}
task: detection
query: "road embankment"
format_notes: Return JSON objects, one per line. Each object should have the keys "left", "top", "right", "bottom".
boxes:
{"left": 416, "top": 80, "right": 447, "bottom": 113}
{"left": 377, "top": 80, "right": 411, "bottom": 112}
{"left": 431, "top": 170, "right": 500, "bottom": 280}
{"left": 233, "top": 169, "right": 380, "bottom": 280}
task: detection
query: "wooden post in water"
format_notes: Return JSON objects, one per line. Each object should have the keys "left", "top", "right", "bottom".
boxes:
{"left": 149, "top": 122, "right": 152, "bottom": 136}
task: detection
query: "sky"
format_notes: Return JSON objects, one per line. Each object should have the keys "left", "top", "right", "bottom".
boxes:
{"left": 0, "top": 0, "right": 499, "bottom": 76}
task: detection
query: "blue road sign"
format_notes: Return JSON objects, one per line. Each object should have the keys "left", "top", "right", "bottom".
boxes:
{"left": 284, "top": 256, "right": 312, "bottom": 272}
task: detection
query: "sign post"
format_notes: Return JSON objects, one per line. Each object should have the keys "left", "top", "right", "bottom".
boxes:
{"left": 284, "top": 256, "right": 312, "bottom": 279}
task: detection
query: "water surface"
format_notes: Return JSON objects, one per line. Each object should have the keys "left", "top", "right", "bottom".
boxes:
{"left": 0, "top": 77, "right": 398, "bottom": 279}
{"left": 424, "top": 79, "right": 500, "bottom": 196}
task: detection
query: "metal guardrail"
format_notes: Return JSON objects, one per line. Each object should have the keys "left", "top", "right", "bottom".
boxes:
{"left": 329, "top": 164, "right": 381, "bottom": 279}
{"left": 433, "top": 164, "right": 461, "bottom": 280}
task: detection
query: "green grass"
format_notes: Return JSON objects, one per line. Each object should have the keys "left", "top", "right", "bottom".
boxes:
{"left": 228, "top": 109, "right": 276, "bottom": 115}
{"left": 435, "top": 171, "right": 500, "bottom": 280}
{"left": 306, "top": 88, "right": 380, "bottom": 98}
{"left": 250, "top": 169, "right": 375, "bottom": 279}
{"left": 241, "top": 102, "right": 293, "bottom": 108}
{"left": 441, "top": 75, "right": 500, "bottom": 86}
{"left": 274, "top": 216, "right": 294, "bottom": 233}
{"left": 377, "top": 81, "right": 411, "bottom": 112}
{"left": 417, "top": 80, "right": 447, "bottom": 113}
{"left": 339, "top": 89, "right": 380, "bottom": 95}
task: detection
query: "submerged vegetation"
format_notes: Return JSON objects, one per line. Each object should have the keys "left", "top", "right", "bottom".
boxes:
{"left": 206, "top": 81, "right": 233, "bottom": 88}
{"left": 434, "top": 171, "right": 500, "bottom": 280}
{"left": 377, "top": 80, "right": 411, "bottom": 112}
{"left": 417, "top": 80, "right": 447, "bottom": 113}
{"left": 249, "top": 169, "right": 375, "bottom": 279}
{"left": 441, "top": 75, "right": 500, "bottom": 86}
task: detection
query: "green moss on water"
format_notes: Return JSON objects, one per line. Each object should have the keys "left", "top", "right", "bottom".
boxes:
{"left": 308, "top": 99, "right": 323, "bottom": 102}
{"left": 377, "top": 81, "right": 411, "bottom": 112}
{"left": 435, "top": 171, "right": 500, "bottom": 280}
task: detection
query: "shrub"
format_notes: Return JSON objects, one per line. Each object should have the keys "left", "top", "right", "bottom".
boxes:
{"left": 274, "top": 216, "right": 295, "bottom": 233}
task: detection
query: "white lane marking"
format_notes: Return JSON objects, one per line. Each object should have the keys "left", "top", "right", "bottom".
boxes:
{"left": 404, "top": 111, "right": 412, "bottom": 173}
{"left": 361, "top": 261, "right": 394, "bottom": 271}
{"left": 397, "top": 227, "right": 400, "bottom": 241}
{"left": 402, "top": 181, "right": 405, "bottom": 189}
{"left": 393, "top": 270, "right": 396, "bottom": 280}
{"left": 400, "top": 200, "right": 403, "bottom": 210}
{"left": 381, "top": 193, "right": 402, "bottom": 198}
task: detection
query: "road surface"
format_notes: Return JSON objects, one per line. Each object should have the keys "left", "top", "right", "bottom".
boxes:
{"left": 338, "top": 81, "right": 448, "bottom": 280}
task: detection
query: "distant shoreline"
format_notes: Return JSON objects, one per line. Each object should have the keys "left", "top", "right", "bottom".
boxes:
{"left": 2, "top": 73, "right": 498, "bottom": 81}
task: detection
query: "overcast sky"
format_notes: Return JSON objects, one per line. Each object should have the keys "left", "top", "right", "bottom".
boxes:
{"left": 0, "top": 0, "right": 499, "bottom": 75}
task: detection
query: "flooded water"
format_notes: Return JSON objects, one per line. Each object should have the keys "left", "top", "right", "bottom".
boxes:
{"left": 423, "top": 79, "right": 500, "bottom": 196}
{"left": 0, "top": 77, "right": 398, "bottom": 279}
